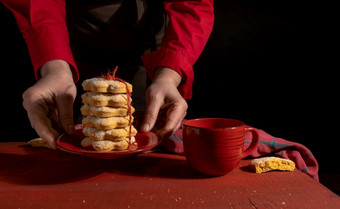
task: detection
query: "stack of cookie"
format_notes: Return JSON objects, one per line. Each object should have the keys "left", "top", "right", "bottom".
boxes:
{"left": 80, "top": 75, "right": 137, "bottom": 152}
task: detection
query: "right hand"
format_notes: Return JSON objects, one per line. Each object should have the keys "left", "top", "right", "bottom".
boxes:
{"left": 141, "top": 67, "right": 188, "bottom": 139}
{"left": 22, "top": 60, "right": 77, "bottom": 148}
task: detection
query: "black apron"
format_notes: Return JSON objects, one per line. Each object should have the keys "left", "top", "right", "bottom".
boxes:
{"left": 66, "top": 0, "right": 166, "bottom": 69}
{"left": 66, "top": 0, "right": 166, "bottom": 116}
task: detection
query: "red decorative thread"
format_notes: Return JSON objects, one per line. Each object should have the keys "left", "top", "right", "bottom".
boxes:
{"left": 101, "top": 66, "right": 133, "bottom": 149}
{"left": 100, "top": 66, "right": 118, "bottom": 80}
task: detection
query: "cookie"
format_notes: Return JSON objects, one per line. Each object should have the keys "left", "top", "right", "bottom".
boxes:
{"left": 82, "top": 77, "right": 132, "bottom": 94}
{"left": 27, "top": 138, "right": 56, "bottom": 149}
{"left": 81, "top": 92, "right": 131, "bottom": 107}
{"left": 83, "top": 126, "right": 137, "bottom": 141}
{"left": 250, "top": 157, "right": 295, "bottom": 173}
{"left": 80, "top": 137, "right": 93, "bottom": 149}
{"left": 82, "top": 115, "right": 133, "bottom": 130}
{"left": 81, "top": 137, "right": 136, "bottom": 151}
{"left": 81, "top": 68, "right": 136, "bottom": 152}
{"left": 81, "top": 104, "right": 135, "bottom": 117}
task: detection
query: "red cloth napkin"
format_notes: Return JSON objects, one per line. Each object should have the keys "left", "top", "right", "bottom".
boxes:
{"left": 162, "top": 125, "right": 319, "bottom": 181}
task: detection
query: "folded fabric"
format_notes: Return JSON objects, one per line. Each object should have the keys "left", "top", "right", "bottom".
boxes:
{"left": 162, "top": 125, "right": 319, "bottom": 181}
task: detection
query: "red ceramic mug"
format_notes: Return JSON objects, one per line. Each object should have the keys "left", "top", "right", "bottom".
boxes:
{"left": 183, "top": 118, "right": 259, "bottom": 176}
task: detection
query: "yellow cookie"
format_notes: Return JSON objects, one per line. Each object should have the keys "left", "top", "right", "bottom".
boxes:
{"left": 83, "top": 126, "right": 137, "bottom": 141}
{"left": 27, "top": 138, "right": 56, "bottom": 149}
{"left": 82, "top": 115, "right": 133, "bottom": 130}
{"left": 250, "top": 157, "right": 295, "bottom": 173}
{"left": 80, "top": 137, "right": 93, "bottom": 150}
{"left": 82, "top": 77, "right": 132, "bottom": 94}
{"left": 81, "top": 137, "right": 136, "bottom": 151}
{"left": 81, "top": 104, "right": 135, "bottom": 117}
{"left": 81, "top": 92, "right": 131, "bottom": 107}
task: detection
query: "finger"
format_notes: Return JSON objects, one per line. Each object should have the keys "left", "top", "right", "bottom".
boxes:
{"left": 141, "top": 94, "right": 163, "bottom": 132}
{"left": 23, "top": 89, "right": 58, "bottom": 148}
{"left": 26, "top": 105, "right": 59, "bottom": 149}
{"left": 56, "top": 91, "right": 75, "bottom": 135}
{"left": 174, "top": 116, "right": 184, "bottom": 132}
{"left": 34, "top": 121, "right": 59, "bottom": 149}
{"left": 164, "top": 101, "right": 187, "bottom": 131}
{"left": 158, "top": 101, "right": 187, "bottom": 139}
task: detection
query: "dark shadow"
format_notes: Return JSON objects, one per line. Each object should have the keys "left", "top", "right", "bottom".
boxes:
{"left": 0, "top": 145, "right": 104, "bottom": 185}
{"left": 110, "top": 154, "right": 211, "bottom": 179}
{"left": 0, "top": 146, "right": 211, "bottom": 186}
{"left": 240, "top": 165, "right": 254, "bottom": 173}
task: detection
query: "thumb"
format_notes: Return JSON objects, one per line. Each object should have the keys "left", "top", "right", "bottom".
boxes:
{"left": 141, "top": 96, "right": 163, "bottom": 133}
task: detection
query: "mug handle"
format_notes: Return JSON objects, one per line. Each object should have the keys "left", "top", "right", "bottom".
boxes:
{"left": 242, "top": 126, "right": 259, "bottom": 158}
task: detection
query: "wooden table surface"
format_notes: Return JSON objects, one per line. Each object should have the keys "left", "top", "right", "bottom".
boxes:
{"left": 1, "top": 142, "right": 339, "bottom": 209}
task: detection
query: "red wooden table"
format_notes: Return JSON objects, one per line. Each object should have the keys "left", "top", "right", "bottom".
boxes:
{"left": 1, "top": 142, "right": 339, "bottom": 209}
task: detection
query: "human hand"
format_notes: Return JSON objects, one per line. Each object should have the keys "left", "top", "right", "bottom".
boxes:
{"left": 22, "top": 60, "right": 77, "bottom": 148}
{"left": 141, "top": 67, "right": 188, "bottom": 139}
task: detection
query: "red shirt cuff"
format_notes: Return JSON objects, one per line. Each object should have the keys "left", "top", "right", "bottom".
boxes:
{"left": 141, "top": 47, "right": 193, "bottom": 100}
{"left": 24, "top": 24, "right": 79, "bottom": 82}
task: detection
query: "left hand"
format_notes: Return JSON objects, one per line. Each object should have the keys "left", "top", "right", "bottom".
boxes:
{"left": 141, "top": 67, "right": 188, "bottom": 139}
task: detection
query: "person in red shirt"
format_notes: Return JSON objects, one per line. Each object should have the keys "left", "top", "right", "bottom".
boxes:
{"left": 1, "top": 0, "right": 214, "bottom": 148}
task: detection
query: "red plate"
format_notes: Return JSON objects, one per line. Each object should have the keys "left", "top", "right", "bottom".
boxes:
{"left": 56, "top": 127, "right": 160, "bottom": 159}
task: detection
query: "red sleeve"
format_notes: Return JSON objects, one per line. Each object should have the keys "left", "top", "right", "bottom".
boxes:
{"left": 141, "top": 0, "right": 214, "bottom": 99}
{"left": 1, "top": 0, "right": 79, "bottom": 82}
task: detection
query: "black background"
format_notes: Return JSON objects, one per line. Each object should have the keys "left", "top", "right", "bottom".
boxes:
{"left": 0, "top": 0, "right": 338, "bottom": 181}
{"left": 187, "top": 0, "right": 338, "bottom": 175}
